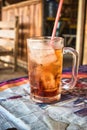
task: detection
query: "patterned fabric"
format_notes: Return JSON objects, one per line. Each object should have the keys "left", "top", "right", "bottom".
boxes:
{"left": 0, "top": 65, "right": 87, "bottom": 91}
{"left": 0, "top": 65, "right": 87, "bottom": 130}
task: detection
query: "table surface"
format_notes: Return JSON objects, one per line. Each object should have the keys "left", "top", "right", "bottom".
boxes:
{"left": 0, "top": 65, "right": 87, "bottom": 130}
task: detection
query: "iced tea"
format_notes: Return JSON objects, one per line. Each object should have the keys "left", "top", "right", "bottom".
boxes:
{"left": 27, "top": 37, "right": 79, "bottom": 103}
{"left": 28, "top": 48, "right": 63, "bottom": 103}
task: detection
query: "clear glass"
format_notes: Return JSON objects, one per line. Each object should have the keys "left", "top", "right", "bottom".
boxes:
{"left": 27, "top": 37, "right": 79, "bottom": 103}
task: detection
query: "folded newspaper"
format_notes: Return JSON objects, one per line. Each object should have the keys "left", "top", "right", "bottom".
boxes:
{"left": 0, "top": 78, "right": 87, "bottom": 130}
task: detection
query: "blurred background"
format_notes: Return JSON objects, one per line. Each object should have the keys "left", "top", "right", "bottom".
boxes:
{"left": 0, "top": 0, "right": 87, "bottom": 80}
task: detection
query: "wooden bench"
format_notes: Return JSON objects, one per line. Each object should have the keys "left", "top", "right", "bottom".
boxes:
{"left": 0, "top": 17, "right": 19, "bottom": 71}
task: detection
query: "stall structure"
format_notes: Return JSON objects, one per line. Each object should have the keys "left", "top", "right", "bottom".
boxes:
{"left": 2, "top": 0, "right": 87, "bottom": 68}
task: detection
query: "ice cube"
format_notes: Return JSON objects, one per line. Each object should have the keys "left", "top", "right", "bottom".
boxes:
{"left": 28, "top": 40, "right": 52, "bottom": 50}
{"left": 29, "top": 49, "right": 57, "bottom": 64}
{"left": 29, "top": 65, "right": 43, "bottom": 86}
{"left": 28, "top": 41, "right": 57, "bottom": 64}
{"left": 40, "top": 71, "right": 56, "bottom": 91}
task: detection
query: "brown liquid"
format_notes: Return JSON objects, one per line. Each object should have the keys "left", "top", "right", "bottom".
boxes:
{"left": 28, "top": 49, "right": 63, "bottom": 103}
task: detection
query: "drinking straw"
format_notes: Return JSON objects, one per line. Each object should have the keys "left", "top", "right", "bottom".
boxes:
{"left": 51, "top": 0, "right": 64, "bottom": 41}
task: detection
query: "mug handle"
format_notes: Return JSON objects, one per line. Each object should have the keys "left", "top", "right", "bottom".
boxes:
{"left": 62, "top": 47, "right": 79, "bottom": 90}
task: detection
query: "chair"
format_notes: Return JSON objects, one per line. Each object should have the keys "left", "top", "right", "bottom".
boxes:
{"left": 0, "top": 17, "right": 19, "bottom": 71}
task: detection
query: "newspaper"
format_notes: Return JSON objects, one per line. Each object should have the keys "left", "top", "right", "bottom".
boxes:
{"left": 0, "top": 83, "right": 48, "bottom": 130}
{"left": 0, "top": 79, "right": 87, "bottom": 130}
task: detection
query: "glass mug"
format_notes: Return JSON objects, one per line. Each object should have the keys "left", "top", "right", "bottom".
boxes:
{"left": 27, "top": 37, "right": 79, "bottom": 103}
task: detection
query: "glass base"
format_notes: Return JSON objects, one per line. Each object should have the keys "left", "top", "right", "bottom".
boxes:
{"left": 30, "top": 94, "right": 61, "bottom": 104}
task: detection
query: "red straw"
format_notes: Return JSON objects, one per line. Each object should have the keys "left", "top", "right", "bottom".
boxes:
{"left": 51, "top": 0, "right": 64, "bottom": 41}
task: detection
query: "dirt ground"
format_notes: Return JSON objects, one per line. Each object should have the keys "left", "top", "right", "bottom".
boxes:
{"left": 0, "top": 63, "right": 28, "bottom": 82}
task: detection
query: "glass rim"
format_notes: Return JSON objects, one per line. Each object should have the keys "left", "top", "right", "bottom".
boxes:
{"left": 27, "top": 36, "right": 64, "bottom": 42}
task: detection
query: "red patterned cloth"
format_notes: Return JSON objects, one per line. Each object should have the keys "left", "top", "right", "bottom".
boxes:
{"left": 0, "top": 65, "right": 87, "bottom": 92}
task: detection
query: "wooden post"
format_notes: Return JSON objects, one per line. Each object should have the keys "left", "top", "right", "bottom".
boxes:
{"left": 83, "top": 1, "right": 87, "bottom": 64}
{"left": 76, "top": 0, "right": 86, "bottom": 65}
